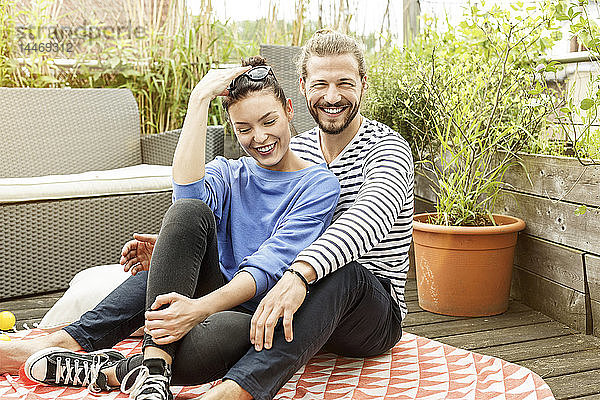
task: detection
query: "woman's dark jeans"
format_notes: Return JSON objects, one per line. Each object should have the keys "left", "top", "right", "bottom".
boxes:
{"left": 63, "top": 198, "right": 403, "bottom": 397}
{"left": 66, "top": 199, "right": 252, "bottom": 384}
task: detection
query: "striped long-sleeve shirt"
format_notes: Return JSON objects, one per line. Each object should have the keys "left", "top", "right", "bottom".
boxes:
{"left": 290, "top": 118, "right": 414, "bottom": 318}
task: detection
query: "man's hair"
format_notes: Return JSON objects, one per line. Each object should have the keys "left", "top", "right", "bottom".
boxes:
{"left": 296, "top": 29, "right": 367, "bottom": 81}
{"left": 223, "top": 55, "right": 287, "bottom": 112}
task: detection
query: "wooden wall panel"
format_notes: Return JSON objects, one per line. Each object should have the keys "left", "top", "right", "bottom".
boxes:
{"left": 511, "top": 266, "right": 587, "bottom": 333}
{"left": 414, "top": 196, "right": 435, "bottom": 214}
{"left": 414, "top": 172, "right": 437, "bottom": 203}
{"left": 593, "top": 300, "right": 600, "bottom": 337}
{"left": 498, "top": 191, "right": 600, "bottom": 255}
{"left": 504, "top": 153, "right": 600, "bottom": 207}
{"left": 586, "top": 254, "right": 600, "bottom": 302}
{"left": 514, "top": 235, "right": 585, "bottom": 292}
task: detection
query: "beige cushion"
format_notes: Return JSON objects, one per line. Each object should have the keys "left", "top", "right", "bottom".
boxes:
{"left": 0, "top": 164, "right": 172, "bottom": 203}
{"left": 38, "top": 264, "right": 130, "bottom": 330}
{"left": 38, "top": 264, "right": 144, "bottom": 336}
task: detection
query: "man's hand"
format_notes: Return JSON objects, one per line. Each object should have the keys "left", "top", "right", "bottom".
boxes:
{"left": 144, "top": 292, "right": 210, "bottom": 345}
{"left": 250, "top": 262, "right": 315, "bottom": 351}
{"left": 120, "top": 233, "right": 158, "bottom": 275}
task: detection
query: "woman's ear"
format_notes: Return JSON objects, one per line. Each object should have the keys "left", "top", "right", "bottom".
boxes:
{"left": 286, "top": 98, "right": 294, "bottom": 121}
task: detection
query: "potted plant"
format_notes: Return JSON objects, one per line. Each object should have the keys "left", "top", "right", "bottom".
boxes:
{"left": 403, "top": 3, "right": 560, "bottom": 316}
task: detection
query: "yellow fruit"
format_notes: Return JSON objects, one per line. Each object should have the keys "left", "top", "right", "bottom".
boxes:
{"left": 0, "top": 333, "right": 10, "bottom": 341}
{"left": 0, "top": 311, "right": 16, "bottom": 331}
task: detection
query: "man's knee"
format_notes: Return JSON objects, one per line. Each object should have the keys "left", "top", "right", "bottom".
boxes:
{"left": 319, "top": 261, "right": 368, "bottom": 288}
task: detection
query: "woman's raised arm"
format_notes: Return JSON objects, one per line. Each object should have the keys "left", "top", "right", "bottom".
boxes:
{"left": 172, "top": 67, "right": 250, "bottom": 184}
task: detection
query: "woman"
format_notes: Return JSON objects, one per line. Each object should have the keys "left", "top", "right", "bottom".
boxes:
{"left": 24, "top": 56, "right": 340, "bottom": 400}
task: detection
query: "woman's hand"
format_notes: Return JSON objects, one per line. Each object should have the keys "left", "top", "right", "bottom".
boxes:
{"left": 144, "top": 292, "right": 211, "bottom": 345}
{"left": 189, "top": 66, "right": 252, "bottom": 106}
{"left": 120, "top": 233, "right": 158, "bottom": 275}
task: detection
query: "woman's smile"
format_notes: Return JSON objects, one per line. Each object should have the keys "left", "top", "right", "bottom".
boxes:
{"left": 254, "top": 142, "right": 277, "bottom": 156}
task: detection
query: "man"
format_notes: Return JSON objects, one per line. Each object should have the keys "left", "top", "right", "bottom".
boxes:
{"left": 0, "top": 30, "right": 413, "bottom": 400}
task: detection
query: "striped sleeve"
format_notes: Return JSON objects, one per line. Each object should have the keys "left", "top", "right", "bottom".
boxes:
{"left": 295, "top": 135, "right": 413, "bottom": 280}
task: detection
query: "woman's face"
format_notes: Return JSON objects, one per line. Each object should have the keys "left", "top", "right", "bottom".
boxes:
{"left": 228, "top": 91, "right": 294, "bottom": 171}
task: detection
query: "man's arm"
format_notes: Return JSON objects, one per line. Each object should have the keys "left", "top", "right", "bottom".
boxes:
{"left": 251, "top": 134, "right": 413, "bottom": 350}
{"left": 295, "top": 135, "right": 413, "bottom": 279}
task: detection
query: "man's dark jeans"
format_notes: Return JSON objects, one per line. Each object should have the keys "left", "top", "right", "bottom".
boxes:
{"left": 63, "top": 198, "right": 403, "bottom": 399}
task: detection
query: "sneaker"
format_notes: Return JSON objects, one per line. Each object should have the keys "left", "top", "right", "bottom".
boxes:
{"left": 24, "top": 346, "right": 125, "bottom": 393}
{"left": 121, "top": 358, "right": 173, "bottom": 400}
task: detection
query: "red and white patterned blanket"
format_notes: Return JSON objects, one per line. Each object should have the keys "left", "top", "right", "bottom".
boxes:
{"left": 0, "top": 329, "right": 554, "bottom": 399}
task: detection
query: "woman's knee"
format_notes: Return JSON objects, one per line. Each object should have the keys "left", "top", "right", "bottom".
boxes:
{"left": 171, "top": 311, "right": 252, "bottom": 385}
{"left": 162, "top": 199, "right": 214, "bottom": 231}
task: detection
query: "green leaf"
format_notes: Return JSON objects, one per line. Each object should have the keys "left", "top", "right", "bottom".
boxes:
{"left": 580, "top": 98, "right": 595, "bottom": 110}
{"left": 575, "top": 205, "right": 588, "bottom": 216}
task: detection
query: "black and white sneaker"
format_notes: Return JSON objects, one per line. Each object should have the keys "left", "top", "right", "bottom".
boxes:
{"left": 121, "top": 358, "right": 173, "bottom": 400}
{"left": 24, "top": 347, "right": 125, "bottom": 393}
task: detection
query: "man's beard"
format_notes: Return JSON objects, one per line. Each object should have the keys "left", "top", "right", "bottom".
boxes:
{"left": 306, "top": 96, "right": 361, "bottom": 135}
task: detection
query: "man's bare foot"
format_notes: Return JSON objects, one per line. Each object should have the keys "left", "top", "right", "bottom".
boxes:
{"left": 0, "top": 330, "right": 82, "bottom": 374}
{"left": 201, "top": 379, "right": 253, "bottom": 400}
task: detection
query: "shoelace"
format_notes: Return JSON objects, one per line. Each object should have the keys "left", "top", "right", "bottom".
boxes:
{"left": 121, "top": 366, "right": 170, "bottom": 400}
{"left": 54, "top": 354, "right": 106, "bottom": 393}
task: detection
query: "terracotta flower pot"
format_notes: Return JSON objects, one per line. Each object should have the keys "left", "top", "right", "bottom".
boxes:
{"left": 412, "top": 213, "right": 526, "bottom": 317}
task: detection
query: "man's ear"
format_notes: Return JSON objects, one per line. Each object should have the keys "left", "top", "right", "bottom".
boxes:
{"left": 362, "top": 75, "right": 368, "bottom": 91}
{"left": 299, "top": 77, "right": 306, "bottom": 96}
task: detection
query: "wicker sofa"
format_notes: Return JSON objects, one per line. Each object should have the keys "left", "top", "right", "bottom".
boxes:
{"left": 0, "top": 87, "right": 223, "bottom": 300}
{"left": 260, "top": 44, "right": 314, "bottom": 135}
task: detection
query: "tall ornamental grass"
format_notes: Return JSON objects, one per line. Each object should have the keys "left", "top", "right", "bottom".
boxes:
{"left": 1, "top": 0, "right": 226, "bottom": 135}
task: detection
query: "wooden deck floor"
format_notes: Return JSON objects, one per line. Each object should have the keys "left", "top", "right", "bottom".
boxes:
{"left": 1, "top": 281, "right": 600, "bottom": 399}
{"left": 403, "top": 280, "right": 600, "bottom": 399}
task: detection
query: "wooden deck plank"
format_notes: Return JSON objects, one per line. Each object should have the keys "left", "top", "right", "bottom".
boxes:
{"left": 406, "top": 299, "right": 426, "bottom": 314}
{"left": 478, "top": 334, "right": 600, "bottom": 363}
{"left": 404, "top": 291, "right": 418, "bottom": 301}
{"left": 0, "top": 292, "right": 63, "bottom": 311}
{"left": 412, "top": 321, "right": 575, "bottom": 350}
{"left": 0, "top": 291, "right": 62, "bottom": 330}
{"left": 403, "top": 301, "right": 533, "bottom": 328}
{"left": 544, "top": 370, "right": 600, "bottom": 399}
{"left": 405, "top": 310, "right": 551, "bottom": 338}
{"left": 516, "top": 349, "right": 600, "bottom": 379}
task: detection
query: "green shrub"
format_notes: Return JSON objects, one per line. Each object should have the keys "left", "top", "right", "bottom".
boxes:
{"left": 365, "top": 1, "right": 562, "bottom": 225}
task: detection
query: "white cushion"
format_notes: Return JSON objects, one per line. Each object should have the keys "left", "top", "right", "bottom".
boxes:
{"left": 0, "top": 164, "right": 172, "bottom": 203}
{"left": 38, "top": 264, "right": 132, "bottom": 331}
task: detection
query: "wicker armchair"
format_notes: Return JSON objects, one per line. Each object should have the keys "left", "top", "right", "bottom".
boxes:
{"left": 260, "top": 44, "right": 315, "bottom": 135}
{"left": 0, "top": 87, "right": 223, "bottom": 299}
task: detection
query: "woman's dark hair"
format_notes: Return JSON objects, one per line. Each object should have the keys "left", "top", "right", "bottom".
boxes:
{"left": 222, "top": 56, "right": 287, "bottom": 112}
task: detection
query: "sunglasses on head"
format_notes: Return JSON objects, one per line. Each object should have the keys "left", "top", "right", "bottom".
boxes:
{"left": 227, "top": 66, "right": 276, "bottom": 92}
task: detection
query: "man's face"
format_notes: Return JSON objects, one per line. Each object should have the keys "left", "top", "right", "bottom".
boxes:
{"left": 301, "top": 54, "right": 365, "bottom": 136}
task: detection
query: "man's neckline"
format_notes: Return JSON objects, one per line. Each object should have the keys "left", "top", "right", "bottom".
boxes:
{"left": 318, "top": 116, "right": 367, "bottom": 166}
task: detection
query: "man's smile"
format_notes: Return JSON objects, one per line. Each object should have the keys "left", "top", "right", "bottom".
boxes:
{"left": 317, "top": 105, "right": 350, "bottom": 117}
